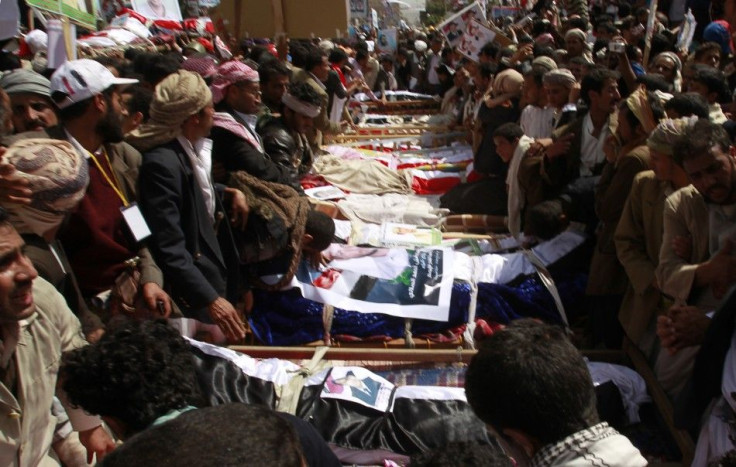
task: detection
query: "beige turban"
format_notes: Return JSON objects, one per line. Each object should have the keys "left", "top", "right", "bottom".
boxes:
{"left": 127, "top": 70, "right": 212, "bottom": 152}
{"left": 492, "top": 69, "right": 524, "bottom": 97}
{"left": 647, "top": 116, "right": 698, "bottom": 155}
{"left": 565, "top": 28, "right": 587, "bottom": 43}
{"left": 3, "top": 138, "right": 88, "bottom": 237}
{"left": 626, "top": 87, "right": 662, "bottom": 134}
{"left": 532, "top": 56, "right": 558, "bottom": 72}
{"left": 543, "top": 68, "right": 576, "bottom": 88}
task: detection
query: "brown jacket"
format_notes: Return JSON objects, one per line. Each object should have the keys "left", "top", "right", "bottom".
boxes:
{"left": 586, "top": 145, "right": 650, "bottom": 296}
{"left": 655, "top": 185, "right": 710, "bottom": 304}
{"left": 614, "top": 170, "right": 669, "bottom": 344}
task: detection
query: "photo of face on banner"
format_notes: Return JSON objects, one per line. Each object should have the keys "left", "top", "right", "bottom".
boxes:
{"left": 438, "top": 1, "right": 486, "bottom": 47}
{"left": 376, "top": 28, "right": 397, "bottom": 54}
{"left": 131, "top": 0, "right": 183, "bottom": 21}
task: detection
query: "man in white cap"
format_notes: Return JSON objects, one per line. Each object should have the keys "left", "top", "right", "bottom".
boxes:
{"left": 2, "top": 59, "right": 172, "bottom": 320}
{"left": 0, "top": 69, "right": 58, "bottom": 133}
{"left": 210, "top": 61, "right": 304, "bottom": 191}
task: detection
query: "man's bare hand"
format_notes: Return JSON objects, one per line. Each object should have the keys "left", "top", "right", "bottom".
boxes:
{"left": 657, "top": 305, "right": 710, "bottom": 354}
{"left": 207, "top": 297, "right": 246, "bottom": 343}
{"left": 78, "top": 425, "right": 115, "bottom": 463}
{"left": 545, "top": 133, "right": 575, "bottom": 160}
{"left": 698, "top": 239, "right": 736, "bottom": 299}
{"left": 0, "top": 150, "right": 32, "bottom": 205}
{"left": 525, "top": 138, "right": 553, "bottom": 158}
{"left": 305, "top": 249, "right": 328, "bottom": 270}
{"left": 141, "top": 282, "right": 172, "bottom": 317}
{"left": 671, "top": 234, "right": 692, "bottom": 261}
{"left": 224, "top": 187, "right": 249, "bottom": 231}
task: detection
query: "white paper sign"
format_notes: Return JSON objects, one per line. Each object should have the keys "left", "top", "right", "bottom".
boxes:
{"left": 321, "top": 367, "right": 394, "bottom": 412}
{"left": 456, "top": 19, "right": 496, "bottom": 62}
{"left": 438, "top": 1, "right": 486, "bottom": 47}
{"left": 0, "top": 0, "right": 20, "bottom": 41}
{"left": 47, "top": 20, "right": 77, "bottom": 70}
{"left": 121, "top": 203, "right": 152, "bottom": 242}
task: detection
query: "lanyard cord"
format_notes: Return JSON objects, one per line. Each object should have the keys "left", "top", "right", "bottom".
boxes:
{"left": 88, "top": 148, "right": 129, "bottom": 207}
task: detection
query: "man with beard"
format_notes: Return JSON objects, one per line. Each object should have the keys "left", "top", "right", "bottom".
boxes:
{"left": 654, "top": 120, "right": 736, "bottom": 397}
{"left": 657, "top": 119, "right": 736, "bottom": 317}
{"left": 2, "top": 59, "right": 172, "bottom": 320}
{"left": 0, "top": 69, "right": 58, "bottom": 133}
{"left": 293, "top": 49, "right": 349, "bottom": 150}
{"left": 257, "top": 82, "right": 320, "bottom": 177}
{"left": 210, "top": 61, "right": 303, "bottom": 192}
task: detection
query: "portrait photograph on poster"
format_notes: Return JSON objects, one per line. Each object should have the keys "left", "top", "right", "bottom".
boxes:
{"left": 438, "top": 1, "right": 486, "bottom": 47}
{"left": 131, "top": 0, "right": 183, "bottom": 21}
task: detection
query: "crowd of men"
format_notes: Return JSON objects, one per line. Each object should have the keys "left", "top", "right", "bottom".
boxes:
{"left": 1, "top": 0, "right": 736, "bottom": 464}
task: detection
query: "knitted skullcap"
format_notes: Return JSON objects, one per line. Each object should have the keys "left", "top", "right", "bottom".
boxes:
{"left": 492, "top": 68, "right": 524, "bottom": 97}
{"left": 3, "top": 138, "right": 89, "bottom": 237}
{"left": 4, "top": 138, "right": 88, "bottom": 213}
{"left": 647, "top": 116, "right": 698, "bottom": 156}
{"left": 532, "top": 56, "right": 558, "bottom": 72}
{"left": 565, "top": 28, "right": 587, "bottom": 42}
{"left": 543, "top": 68, "right": 576, "bottom": 88}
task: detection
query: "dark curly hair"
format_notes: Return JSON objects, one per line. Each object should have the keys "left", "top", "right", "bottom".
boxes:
{"left": 60, "top": 320, "right": 201, "bottom": 437}
{"left": 410, "top": 441, "right": 512, "bottom": 466}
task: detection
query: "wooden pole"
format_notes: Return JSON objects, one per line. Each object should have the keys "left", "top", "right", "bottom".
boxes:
{"left": 230, "top": 345, "right": 476, "bottom": 363}
{"left": 272, "top": 0, "right": 285, "bottom": 35}
{"left": 61, "top": 17, "right": 74, "bottom": 62}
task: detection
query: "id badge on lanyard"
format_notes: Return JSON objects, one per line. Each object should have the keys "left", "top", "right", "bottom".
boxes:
{"left": 121, "top": 203, "right": 151, "bottom": 242}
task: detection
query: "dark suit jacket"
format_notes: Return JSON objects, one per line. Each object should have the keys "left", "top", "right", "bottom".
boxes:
{"left": 138, "top": 139, "right": 240, "bottom": 322}
{"left": 211, "top": 103, "right": 300, "bottom": 191}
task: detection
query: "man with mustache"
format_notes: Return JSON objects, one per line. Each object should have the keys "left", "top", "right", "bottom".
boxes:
{"left": 0, "top": 207, "right": 114, "bottom": 464}
{"left": 655, "top": 119, "right": 736, "bottom": 397}
{"left": 0, "top": 69, "right": 58, "bottom": 133}
{"left": 1, "top": 59, "right": 172, "bottom": 321}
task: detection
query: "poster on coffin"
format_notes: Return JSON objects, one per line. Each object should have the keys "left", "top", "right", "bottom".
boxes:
{"left": 262, "top": 246, "right": 454, "bottom": 321}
